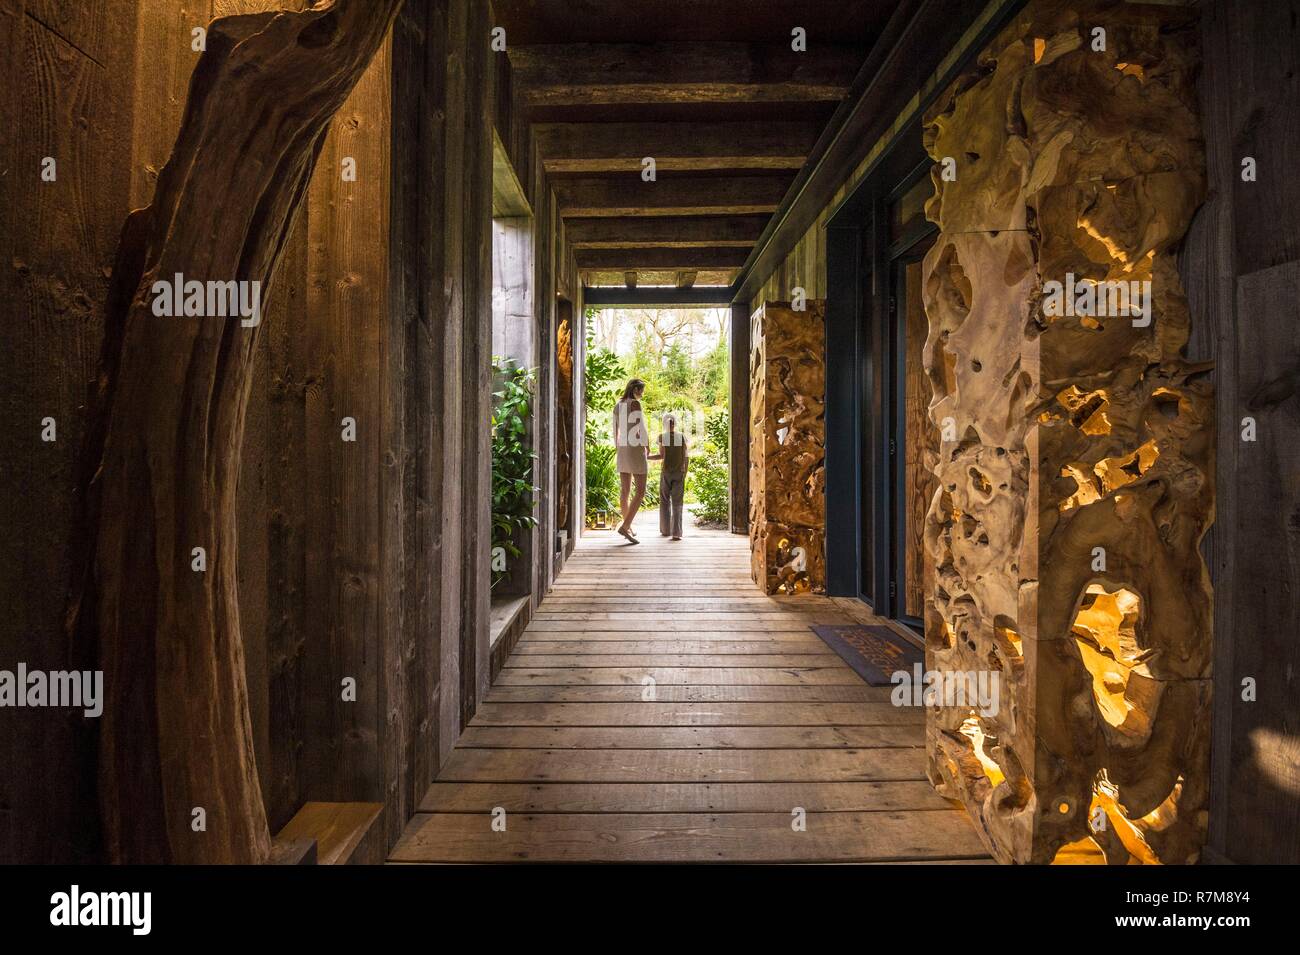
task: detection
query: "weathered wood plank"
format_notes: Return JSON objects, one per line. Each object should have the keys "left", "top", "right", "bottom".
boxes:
{"left": 391, "top": 810, "right": 989, "bottom": 863}
{"left": 565, "top": 215, "right": 768, "bottom": 249}
{"left": 512, "top": 640, "right": 835, "bottom": 654}
{"left": 471, "top": 701, "right": 918, "bottom": 726}
{"left": 485, "top": 684, "right": 902, "bottom": 703}
{"left": 505, "top": 654, "right": 848, "bottom": 668}
{"left": 457, "top": 725, "right": 922, "bottom": 749}
{"left": 496, "top": 667, "right": 866, "bottom": 686}
{"left": 555, "top": 176, "right": 790, "bottom": 217}
{"left": 436, "top": 747, "right": 928, "bottom": 783}
{"left": 508, "top": 42, "right": 860, "bottom": 106}
{"left": 575, "top": 247, "right": 752, "bottom": 271}
{"left": 417, "top": 781, "right": 952, "bottom": 813}
{"left": 535, "top": 121, "right": 820, "bottom": 173}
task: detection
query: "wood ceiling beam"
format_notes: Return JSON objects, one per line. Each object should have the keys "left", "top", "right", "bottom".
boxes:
{"left": 566, "top": 215, "right": 768, "bottom": 249}
{"left": 508, "top": 43, "right": 861, "bottom": 106}
{"left": 574, "top": 247, "right": 752, "bottom": 270}
{"left": 553, "top": 175, "right": 791, "bottom": 217}
{"left": 583, "top": 285, "right": 736, "bottom": 307}
{"left": 536, "top": 122, "right": 820, "bottom": 173}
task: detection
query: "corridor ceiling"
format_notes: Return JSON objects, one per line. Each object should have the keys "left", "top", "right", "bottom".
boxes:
{"left": 493, "top": 0, "right": 898, "bottom": 288}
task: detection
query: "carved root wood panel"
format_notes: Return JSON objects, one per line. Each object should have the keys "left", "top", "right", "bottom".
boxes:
{"left": 749, "top": 301, "right": 826, "bottom": 594}
{"left": 557, "top": 313, "right": 574, "bottom": 534}
{"left": 920, "top": 0, "right": 1212, "bottom": 864}
{"left": 74, "top": 1, "right": 403, "bottom": 864}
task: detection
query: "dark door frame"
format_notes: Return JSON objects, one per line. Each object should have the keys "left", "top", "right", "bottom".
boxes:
{"left": 886, "top": 220, "right": 938, "bottom": 629}
{"left": 825, "top": 126, "right": 931, "bottom": 608}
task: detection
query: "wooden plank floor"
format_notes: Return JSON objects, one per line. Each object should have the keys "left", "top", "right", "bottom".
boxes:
{"left": 392, "top": 512, "right": 990, "bottom": 863}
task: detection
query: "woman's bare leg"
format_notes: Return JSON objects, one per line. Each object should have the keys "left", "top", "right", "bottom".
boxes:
{"left": 623, "top": 472, "right": 647, "bottom": 530}
{"left": 619, "top": 472, "right": 632, "bottom": 524}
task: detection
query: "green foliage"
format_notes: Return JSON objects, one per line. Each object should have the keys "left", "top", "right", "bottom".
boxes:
{"left": 689, "top": 409, "right": 730, "bottom": 525}
{"left": 583, "top": 329, "right": 624, "bottom": 447}
{"left": 583, "top": 307, "right": 731, "bottom": 526}
{"left": 584, "top": 442, "right": 619, "bottom": 518}
{"left": 491, "top": 358, "right": 537, "bottom": 588}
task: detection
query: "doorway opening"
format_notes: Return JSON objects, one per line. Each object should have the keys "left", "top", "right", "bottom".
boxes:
{"left": 581, "top": 306, "right": 732, "bottom": 539}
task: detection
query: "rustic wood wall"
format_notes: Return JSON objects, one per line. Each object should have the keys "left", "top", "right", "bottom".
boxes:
{"left": 748, "top": 301, "right": 827, "bottom": 595}
{"left": 0, "top": 0, "right": 139, "bottom": 864}
{"left": 0, "top": 0, "right": 504, "bottom": 864}
{"left": 491, "top": 37, "right": 582, "bottom": 599}
{"left": 921, "top": 0, "right": 1212, "bottom": 864}
{"left": 1182, "top": 0, "right": 1300, "bottom": 865}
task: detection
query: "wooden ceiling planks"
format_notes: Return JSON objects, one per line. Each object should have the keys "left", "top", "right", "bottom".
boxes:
{"left": 492, "top": 1, "right": 897, "bottom": 290}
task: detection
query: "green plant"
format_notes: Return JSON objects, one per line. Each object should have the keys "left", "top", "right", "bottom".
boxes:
{"left": 585, "top": 442, "right": 619, "bottom": 520}
{"left": 584, "top": 323, "right": 626, "bottom": 524}
{"left": 689, "top": 409, "right": 730, "bottom": 525}
{"left": 584, "top": 327, "right": 624, "bottom": 448}
{"left": 491, "top": 358, "right": 537, "bottom": 588}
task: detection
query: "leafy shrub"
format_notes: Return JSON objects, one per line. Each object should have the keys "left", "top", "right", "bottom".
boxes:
{"left": 689, "top": 409, "right": 730, "bottom": 525}
{"left": 585, "top": 442, "right": 619, "bottom": 520}
{"left": 584, "top": 331, "right": 624, "bottom": 448}
{"left": 491, "top": 358, "right": 537, "bottom": 588}
{"left": 584, "top": 326, "right": 626, "bottom": 525}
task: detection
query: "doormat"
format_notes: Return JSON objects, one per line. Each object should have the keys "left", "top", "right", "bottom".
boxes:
{"left": 809, "top": 625, "right": 923, "bottom": 686}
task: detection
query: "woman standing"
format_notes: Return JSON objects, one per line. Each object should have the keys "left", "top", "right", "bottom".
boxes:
{"left": 612, "top": 378, "right": 648, "bottom": 543}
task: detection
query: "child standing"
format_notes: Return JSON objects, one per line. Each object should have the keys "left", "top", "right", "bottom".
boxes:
{"left": 649, "top": 413, "right": 689, "bottom": 540}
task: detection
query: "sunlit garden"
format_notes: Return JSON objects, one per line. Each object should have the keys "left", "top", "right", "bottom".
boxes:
{"left": 582, "top": 307, "right": 731, "bottom": 530}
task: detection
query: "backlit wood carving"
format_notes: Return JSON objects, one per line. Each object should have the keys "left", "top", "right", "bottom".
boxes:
{"left": 920, "top": 0, "right": 1211, "bottom": 864}
{"left": 749, "top": 301, "right": 826, "bottom": 594}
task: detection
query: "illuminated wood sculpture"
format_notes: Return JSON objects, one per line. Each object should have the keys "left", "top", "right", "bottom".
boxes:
{"left": 749, "top": 301, "right": 826, "bottom": 594}
{"left": 920, "top": 0, "right": 1212, "bottom": 864}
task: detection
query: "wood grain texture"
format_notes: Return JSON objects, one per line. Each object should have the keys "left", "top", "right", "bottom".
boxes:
{"left": 0, "top": 0, "right": 138, "bottom": 865}
{"left": 71, "top": 0, "right": 402, "bottom": 864}
{"left": 920, "top": 0, "right": 1212, "bottom": 865}
{"left": 1183, "top": 0, "right": 1300, "bottom": 866}
{"left": 749, "top": 301, "right": 827, "bottom": 593}
{"left": 393, "top": 517, "right": 984, "bottom": 862}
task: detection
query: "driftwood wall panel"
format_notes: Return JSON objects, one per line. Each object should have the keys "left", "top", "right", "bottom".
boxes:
{"left": 920, "top": 0, "right": 1212, "bottom": 864}
{"left": 748, "top": 301, "right": 826, "bottom": 595}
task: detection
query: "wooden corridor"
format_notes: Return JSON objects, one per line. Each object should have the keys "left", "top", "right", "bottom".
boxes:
{"left": 391, "top": 515, "right": 991, "bottom": 863}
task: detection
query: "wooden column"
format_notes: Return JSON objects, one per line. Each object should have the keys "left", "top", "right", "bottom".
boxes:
{"left": 728, "top": 301, "right": 750, "bottom": 534}
{"left": 748, "top": 301, "right": 826, "bottom": 594}
{"left": 460, "top": 0, "right": 494, "bottom": 728}
{"left": 921, "top": 0, "right": 1211, "bottom": 864}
